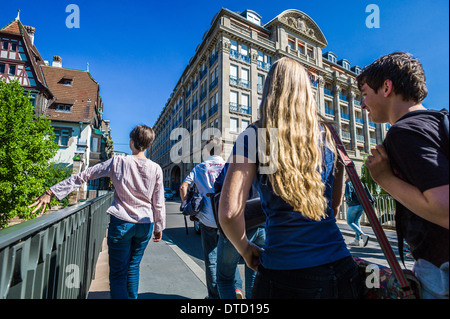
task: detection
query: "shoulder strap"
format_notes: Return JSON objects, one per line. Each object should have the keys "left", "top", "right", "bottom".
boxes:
{"left": 324, "top": 121, "right": 414, "bottom": 298}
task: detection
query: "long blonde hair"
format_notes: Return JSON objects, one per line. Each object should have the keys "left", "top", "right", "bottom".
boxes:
{"left": 260, "top": 57, "right": 336, "bottom": 221}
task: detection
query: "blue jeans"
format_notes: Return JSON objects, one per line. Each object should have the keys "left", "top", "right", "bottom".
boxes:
{"left": 199, "top": 223, "right": 220, "bottom": 299}
{"left": 251, "top": 256, "right": 362, "bottom": 299}
{"left": 107, "top": 215, "right": 153, "bottom": 299}
{"left": 217, "top": 227, "right": 266, "bottom": 299}
{"left": 346, "top": 204, "right": 364, "bottom": 240}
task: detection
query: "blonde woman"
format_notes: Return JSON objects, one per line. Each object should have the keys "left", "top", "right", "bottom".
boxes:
{"left": 219, "top": 57, "right": 362, "bottom": 299}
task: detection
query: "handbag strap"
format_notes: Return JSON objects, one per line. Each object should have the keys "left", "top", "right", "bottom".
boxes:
{"left": 325, "top": 122, "right": 414, "bottom": 298}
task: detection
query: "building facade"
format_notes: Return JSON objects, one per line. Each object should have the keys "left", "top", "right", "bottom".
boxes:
{"left": 0, "top": 12, "right": 53, "bottom": 116}
{"left": 149, "top": 8, "right": 389, "bottom": 190}
{"left": 1, "top": 13, "right": 113, "bottom": 201}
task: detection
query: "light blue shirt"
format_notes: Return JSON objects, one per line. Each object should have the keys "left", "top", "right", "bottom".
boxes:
{"left": 184, "top": 155, "right": 225, "bottom": 228}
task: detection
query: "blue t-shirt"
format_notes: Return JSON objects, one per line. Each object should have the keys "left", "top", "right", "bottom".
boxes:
{"left": 230, "top": 124, "right": 350, "bottom": 270}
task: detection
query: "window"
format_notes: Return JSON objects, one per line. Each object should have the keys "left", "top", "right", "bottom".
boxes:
{"left": 230, "top": 118, "right": 238, "bottom": 133}
{"left": 241, "top": 68, "right": 249, "bottom": 82}
{"left": 91, "top": 137, "right": 99, "bottom": 152}
{"left": 56, "top": 104, "right": 72, "bottom": 112}
{"left": 257, "top": 74, "right": 264, "bottom": 93}
{"left": 54, "top": 128, "right": 71, "bottom": 147}
{"left": 10, "top": 43, "right": 17, "bottom": 51}
{"left": 298, "top": 41, "right": 305, "bottom": 54}
{"left": 63, "top": 79, "right": 73, "bottom": 86}
{"left": 307, "top": 47, "right": 314, "bottom": 58}
{"left": 230, "top": 64, "right": 238, "bottom": 78}
{"left": 241, "top": 119, "right": 250, "bottom": 132}
{"left": 288, "top": 37, "right": 295, "bottom": 50}
{"left": 2, "top": 41, "right": 8, "bottom": 50}
{"left": 230, "top": 40, "right": 238, "bottom": 52}
{"left": 240, "top": 44, "right": 248, "bottom": 56}
{"left": 230, "top": 91, "right": 238, "bottom": 105}
{"left": 241, "top": 94, "right": 249, "bottom": 107}
{"left": 0, "top": 63, "right": 5, "bottom": 74}
{"left": 8, "top": 65, "right": 16, "bottom": 76}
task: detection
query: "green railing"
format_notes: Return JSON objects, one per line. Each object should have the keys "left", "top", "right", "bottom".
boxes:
{"left": 337, "top": 194, "right": 396, "bottom": 228}
{"left": 0, "top": 192, "right": 113, "bottom": 299}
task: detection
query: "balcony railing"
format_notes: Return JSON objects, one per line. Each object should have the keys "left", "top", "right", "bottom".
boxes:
{"left": 209, "top": 77, "right": 218, "bottom": 92}
{"left": 229, "top": 102, "right": 251, "bottom": 115}
{"left": 339, "top": 93, "right": 349, "bottom": 102}
{"left": 230, "top": 76, "right": 250, "bottom": 89}
{"left": 325, "top": 107, "right": 335, "bottom": 116}
{"left": 340, "top": 112, "right": 350, "bottom": 120}
{"left": 209, "top": 52, "right": 218, "bottom": 67}
{"left": 230, "top": 50, "right": 250, "bottom": 64}
{"left": 324, "top": 88, "right": 334, "bottom": 96}
{"left": 257, "top": 60, "right": 271, "bottom": 71}
{"left": 209, "top": 103, "right": 218, "bottom": 117}
{"left": 0, "top": 193, "right": 114, "bottom": 299}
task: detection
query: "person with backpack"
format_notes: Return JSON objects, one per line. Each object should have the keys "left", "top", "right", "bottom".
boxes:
{"left": 179, "top": 136, "right": 225, "bottom": 299}
{"left": 359, "top": 52, "right": 449, "bottom": 299}
{"left": 344, "top": 173, "right": 370, "bottom": 247}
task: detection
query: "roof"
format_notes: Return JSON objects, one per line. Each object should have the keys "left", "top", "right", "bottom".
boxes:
{"left": 0, "top": 18, "right": 53, "bottom": 98}
{"left": 41, "top": 66, "right": 100, "bottom": 123}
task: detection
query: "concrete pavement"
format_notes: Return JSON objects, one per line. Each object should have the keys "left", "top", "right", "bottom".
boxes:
{"left": 87, "top": 205, "right": 413, "bottom": 300}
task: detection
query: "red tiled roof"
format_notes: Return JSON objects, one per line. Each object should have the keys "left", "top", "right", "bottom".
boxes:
{"left": 0, "top": 18, "right": 52, "bottom": 98}
{"left": 41, "top": 66, "right": 100, "bottom": 123}
{"left": 0, "top": 20, "right": 22, "bottom": 36}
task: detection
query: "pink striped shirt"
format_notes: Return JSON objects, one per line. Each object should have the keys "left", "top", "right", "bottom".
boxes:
{"left": 50, "top": 156, "right": 166, "bottom": 232}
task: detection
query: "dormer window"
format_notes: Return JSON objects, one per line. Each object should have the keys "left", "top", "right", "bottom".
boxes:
{"left": 343, "top": 61, "right": 350, "bottom": 70}
{"left": 324, "top": 52, "right": 337, "bottom": 64}
{"left": 61, "top": 75, "right": 74, "bottom": 86}
{"left": 56, "top": 104, "right": 72, "bottom": 113}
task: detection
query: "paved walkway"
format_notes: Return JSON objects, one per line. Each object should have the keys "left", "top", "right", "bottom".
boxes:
{"left": 87, "top": 219, "right": 407, "bottom": 300}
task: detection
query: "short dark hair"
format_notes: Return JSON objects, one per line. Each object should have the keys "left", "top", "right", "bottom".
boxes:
{"left": 206, "top": 136, "right": 223, "bottom": 156}
{"left": 357, "top": 52, "right": 427, "bottom": 103}
{"left": 129, "top": 125, "right": 155, "bottom": 151}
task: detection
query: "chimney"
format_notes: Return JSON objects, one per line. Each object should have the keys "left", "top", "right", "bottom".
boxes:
{"left": 52, "top": 56, "right": 62, "bottom": 68}
{"left": 23, "top": 25, "right": 35, "bottom": 45}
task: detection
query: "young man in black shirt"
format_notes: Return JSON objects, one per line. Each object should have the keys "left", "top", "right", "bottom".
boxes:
{"left": 358, "top": 52, "right": 449, "bottom": 299}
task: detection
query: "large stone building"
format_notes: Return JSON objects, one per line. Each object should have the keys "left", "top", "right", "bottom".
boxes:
{"left": 149, "top": 8, "right": 389, "bottom": 190}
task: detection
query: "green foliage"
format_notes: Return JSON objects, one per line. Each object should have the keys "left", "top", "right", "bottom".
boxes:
{"left": 44, "top": 163, "right": 72, "bottom": 208}
{"left": 0, "top": 80, "right": 59, "bottom": 228}
{"left": 360, "top": 152, "right": 389, "bottom": 195}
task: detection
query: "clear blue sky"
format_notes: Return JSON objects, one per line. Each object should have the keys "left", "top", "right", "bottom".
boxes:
{"left": 2, "top": 0, "right": 449, "bottom": 153}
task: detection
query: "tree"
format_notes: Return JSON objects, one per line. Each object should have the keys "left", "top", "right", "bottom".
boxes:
{"left": 0, "top": 80, "right": 58, "bottom": 228}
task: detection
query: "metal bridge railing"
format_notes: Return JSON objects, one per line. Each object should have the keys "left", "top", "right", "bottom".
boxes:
{"left": 336, "top": 194, "right": 396, "bottom": 228}
{"left": 0, "top": 192, "right": 113, "bottom": 299}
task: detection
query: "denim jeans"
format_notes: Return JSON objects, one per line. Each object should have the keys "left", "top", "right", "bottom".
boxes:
{"left": 217, "top": 227, "right": 266, "bottom": 299}
{"left": 107, "top": 215, "right": 153, "bottom": 299}
{"left": 346, "top": 204, "right": 364, "bottom": 240}
{"left": 251, "top": 256, "right": 362, "bottom": 299}
{"left": 199, "top": 223, "right": 220, "bottom": 299}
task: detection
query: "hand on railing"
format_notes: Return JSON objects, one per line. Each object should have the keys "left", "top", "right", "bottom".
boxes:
{"left": 27, "top": 189, "right": 54, "bottom": 215}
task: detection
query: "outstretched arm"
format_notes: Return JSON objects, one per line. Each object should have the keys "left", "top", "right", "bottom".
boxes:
{"left": 28, "top": 158, "right": 114, "bottom": 215}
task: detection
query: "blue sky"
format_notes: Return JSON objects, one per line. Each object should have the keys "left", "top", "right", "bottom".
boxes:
{"left": 2, "top": 0, "right": 449, "bottom": 153}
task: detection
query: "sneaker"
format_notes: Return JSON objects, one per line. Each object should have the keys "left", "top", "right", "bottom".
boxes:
{"left": 235, "top": 289, "right": 244, "bottom": 299}
{"left": 361, "top": 234, "right": 370, "bottom": 247}
{"left": 348, "top": 239, "right": 360, "bottom": 247}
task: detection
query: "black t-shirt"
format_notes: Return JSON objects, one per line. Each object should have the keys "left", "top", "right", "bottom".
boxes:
{"left": 383, "top": 110, "right": 449, "bottom": 267}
